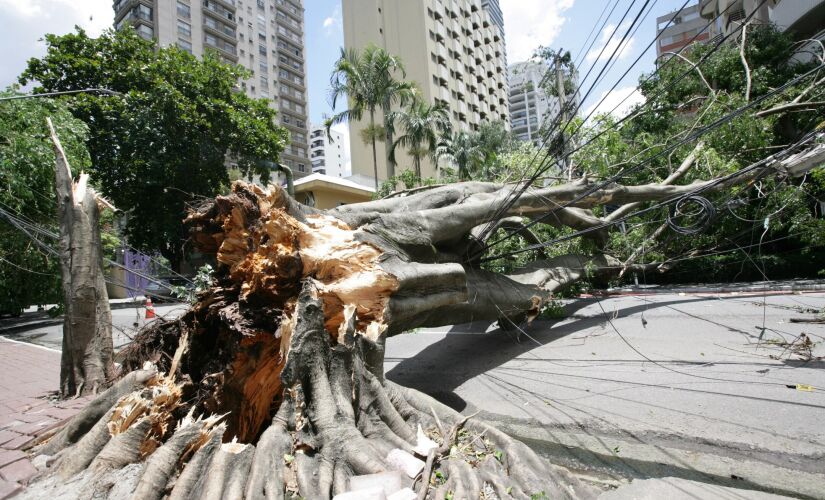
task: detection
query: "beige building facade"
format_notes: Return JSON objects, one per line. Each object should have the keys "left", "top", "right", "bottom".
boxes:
{"left": 342, "top": 0, "right": 509, "bottom": 182}
{"left": 113, "top": 0, "right": 311, "bottom": 177}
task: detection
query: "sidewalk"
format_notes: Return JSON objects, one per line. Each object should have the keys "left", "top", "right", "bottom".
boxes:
{"left": 0, "top": 338, "right": 88, "bottom": 498}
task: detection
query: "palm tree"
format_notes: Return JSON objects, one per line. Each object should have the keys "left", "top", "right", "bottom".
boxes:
{"left": 390, "top": 99, "right": 451, "bottom": 178}
{"left": 434, "top": 130, "right": 485, "bottom": 181}
{"left": 327, "top": 45, "right": 416, "bottom": 188}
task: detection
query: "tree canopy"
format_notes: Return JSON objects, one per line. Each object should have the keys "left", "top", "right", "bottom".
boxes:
{"left": 19, "top": 27, "right": 289, "bottom": 269}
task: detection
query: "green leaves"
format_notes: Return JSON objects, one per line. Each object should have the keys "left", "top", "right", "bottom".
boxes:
{"left": 0, "top": 93, "right": 88, "bottom": 311}
{"left": 19, "top": 27, "right": 288, "bottom": 268}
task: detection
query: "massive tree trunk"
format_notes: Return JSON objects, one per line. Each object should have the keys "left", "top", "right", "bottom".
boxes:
{"left": 23, "top": 141, "right": 824, "bottom": 499}
{"left": 49, "top": 118, "right": 116, "bottom": 398}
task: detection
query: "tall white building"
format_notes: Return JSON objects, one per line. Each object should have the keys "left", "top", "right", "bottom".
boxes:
{"left": 309, "top": 125, "right": 349, "bottom": 178}
{"left": 342, "top": 0, "right": 509, "bottom": 182}
{"left": 508, "top": 61, "right": 557, "bottom": 145}
{"left": 113, "top": 0, "right": 311, "bottom": 177}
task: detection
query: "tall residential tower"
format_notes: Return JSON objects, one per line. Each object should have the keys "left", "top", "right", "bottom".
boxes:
{"left": 113, "top": 0, "right": 311, "bottom": 177}
{"left": 342, "top": 0, "right": 509, "bottom": 182}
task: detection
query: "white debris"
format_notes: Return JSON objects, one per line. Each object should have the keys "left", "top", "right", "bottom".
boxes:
{"left": 333, "top": 486, "right": 386, "bottom": 500}
{"left": 386, "top": 449, "right": 425, "bottom": 478}
{"left": 349, "top": 471, "right": 404, "bottom": 497}
{"left": 413, "top": 424, "right": 438, "bottom": 456}
{"left": 388, "top": 487, "right": 417, "bottom": 500}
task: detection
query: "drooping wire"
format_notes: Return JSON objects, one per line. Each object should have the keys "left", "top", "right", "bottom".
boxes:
{"left": 479, "top": 60, "right": 823, "bottom": 261}
{"left": 472, "top": 0, "right": 741, "bottom": 249}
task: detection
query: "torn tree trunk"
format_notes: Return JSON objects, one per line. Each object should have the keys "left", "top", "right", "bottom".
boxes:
{"left": 49, "top": 118, "right": 116, "bottom": 398}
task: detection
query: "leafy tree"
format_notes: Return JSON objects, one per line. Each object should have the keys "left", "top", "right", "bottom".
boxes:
{"left": 390, "top": 99, "right": 450, "bottom": 178}
{"left": 327, "top": 44, "right": 416, "bottom": 187}
{"left": 435, "top": 130, "right": 485, "bottom": 180}
{"left": 0, "top": 92, "right": 91, "bottom": 314}
{"left": 19, "top": 27, "right": 289, "bottom": 270}
{"left": 571, "top": 24, "right": 825, "bottom": 281}
{"left": 435, "top": 120, "right": 513, "bottom": 181}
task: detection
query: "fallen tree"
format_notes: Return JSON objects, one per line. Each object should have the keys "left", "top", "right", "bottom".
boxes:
{"left": 21, "top": 137, "right": 825, "bottom": 499}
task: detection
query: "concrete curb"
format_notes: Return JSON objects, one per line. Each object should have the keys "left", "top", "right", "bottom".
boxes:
{"left": 598, "top": 281, "right": 825, "bottom": 297}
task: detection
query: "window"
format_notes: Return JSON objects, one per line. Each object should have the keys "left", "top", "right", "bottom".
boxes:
{"left": 177, "top": 20, "right": 191, "bottom": 37}
{"left": 176, "top": 1, "right": 190, "bottom": 18}
{"left": 177, "top": 38, "right": 192, "bottom": 52}
{"left": 137, "top": 24, "right": 153, "bottom": 39}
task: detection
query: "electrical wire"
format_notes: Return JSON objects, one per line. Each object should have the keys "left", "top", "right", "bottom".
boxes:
{"left": 473, "top": 0, "right": 745, "bottom": 249}
{"left": 479, "top": 62, "right": 824, "bottom": 261}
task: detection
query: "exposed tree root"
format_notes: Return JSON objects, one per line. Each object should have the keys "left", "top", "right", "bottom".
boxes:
{"left": 23, "top": 286, "right": 594, "bottom": 499}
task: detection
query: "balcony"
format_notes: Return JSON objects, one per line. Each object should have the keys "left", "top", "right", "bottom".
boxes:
{"left": 203, "top": 1, "right": 236, "bottom": 25}
{"left": 203, "top": 16, "right": 236, "bottom": 41}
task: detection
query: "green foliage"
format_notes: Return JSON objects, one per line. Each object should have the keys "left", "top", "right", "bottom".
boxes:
{"left": 436, "top": 120, "right": 514, "bottom": 181}
{"left": 564, "top": 24, "right": 825, "bottom": 283}
{"left": 540, "top": 299, "right": 566, "bottom": 319}
{"left": 375, "top": 170, "right": 438, "bottom": 198}
{"left": 390, "top": 99, "right": 450, "bottom": 177}
{"left": 19, "top": 27, "right": 289, "bottom": 269}
{"left": 170, "top": 264, "right": 214, "bottom": 304}
{"left": 0, "top": 92, "right": 89, "bottom": 312}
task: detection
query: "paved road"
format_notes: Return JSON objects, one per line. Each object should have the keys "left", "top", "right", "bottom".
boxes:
{"left": 384, "top": 292, "right": 825, "bottom": 498}
{"left": 1, "top": 303, "right": 188, "bottom": 351}
{"left": 3, "top": 291, "right": 824, "bottom": 497}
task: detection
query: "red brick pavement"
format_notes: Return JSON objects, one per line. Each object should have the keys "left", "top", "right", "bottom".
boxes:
{"left": 0, "top": 338, "right": 89, "bottom": 498}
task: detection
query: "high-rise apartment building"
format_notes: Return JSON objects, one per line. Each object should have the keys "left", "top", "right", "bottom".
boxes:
{"left": 342, "top": 0, "right": 509, "bottom": 182}
{"left": 113, "top": 0, "right": 311, "bottom": 177}
{"left": 508, "top": 60, "right": 556, "bottom": 145}
{"left": 700, "top": 0, "right": 824, "bottom": 63}
{"left": 310, "top": 125, "right": 349, "bottom": 178}
{"left": 656, "top": 2, "right": 718, "bottom": 59}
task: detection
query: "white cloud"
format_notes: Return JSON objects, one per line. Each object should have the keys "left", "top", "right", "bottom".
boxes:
{"left": 584, "top": 86, "right": 645, "bottom": 119}
{"left": 0, "top": 0, "right": 43, "bottom": 17}
{"left": 585, "top": 22, "right": 635, "bottom": 64}
{"left": 0, "top": 0, "right": 113, "bottom": 88}
{"left": 501, "top": 0, "right": 575, "bottom": 63}
{"left": 322, "top": 5, "right": 342, "bottom": 37}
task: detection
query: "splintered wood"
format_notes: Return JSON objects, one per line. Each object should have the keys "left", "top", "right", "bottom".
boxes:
{"left": 183, "top": 182, "right": 399, "bottom": 441}
{"left": 204, "top": 182, "right": 398, "bottom": 343}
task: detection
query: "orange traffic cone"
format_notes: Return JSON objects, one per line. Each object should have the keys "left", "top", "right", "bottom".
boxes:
{"left": 145, "top": 297, "right": 156, "bottom": 319}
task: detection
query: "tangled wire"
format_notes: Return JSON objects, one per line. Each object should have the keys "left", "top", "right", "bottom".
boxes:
{"left": 667, "top": 195, "right": 717, "bottom": 235}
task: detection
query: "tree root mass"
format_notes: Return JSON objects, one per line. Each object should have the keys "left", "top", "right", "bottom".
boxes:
{"left": 24, "top": 180, "right": 642, "bottom": 499}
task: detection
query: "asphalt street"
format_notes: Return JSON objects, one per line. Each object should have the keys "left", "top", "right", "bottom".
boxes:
{"left": 384, "top": 292, "right": 825, "bottom": 498}
{"left": 2, "top": 291, "right": 824, "bottom": 497}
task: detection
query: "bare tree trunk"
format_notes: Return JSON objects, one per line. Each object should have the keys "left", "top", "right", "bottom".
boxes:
{"left": 384, "top": 99, "right": 396, "bottom": 179}
{"left": 49, "top": 118, "right": 115, "bottom": 398}
{"left": 370, "top": 109, "right": 379, "bottom": 189}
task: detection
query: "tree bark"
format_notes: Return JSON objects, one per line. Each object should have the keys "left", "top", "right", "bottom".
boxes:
{"left": 370, "top": 109, "right": 379, "bottom": 189}
{"left": 48, "top": 118, "right": 115, "bottom": 398}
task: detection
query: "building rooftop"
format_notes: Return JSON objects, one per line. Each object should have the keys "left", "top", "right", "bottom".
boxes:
{"left": 293, "top": 173, "right": 376, "bottom": 193}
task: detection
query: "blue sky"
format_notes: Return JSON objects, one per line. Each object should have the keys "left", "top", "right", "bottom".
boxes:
{"left": 1, "top": 0, "right": 692, "bottom": 124}
{"left": 305, "top": 0, "right": 692, "bottom": 124}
